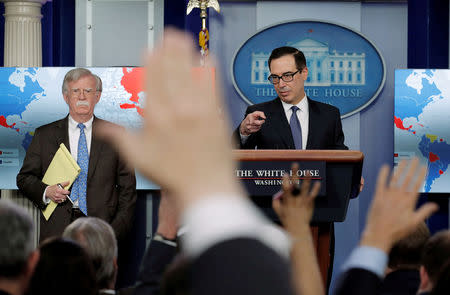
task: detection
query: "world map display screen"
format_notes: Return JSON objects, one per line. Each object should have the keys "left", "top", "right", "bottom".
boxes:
{"left": 0, "top": 67, "right": 157, "bottom": 189}
{"left": 394, "top": 69, "right": 450, "bottom": 193}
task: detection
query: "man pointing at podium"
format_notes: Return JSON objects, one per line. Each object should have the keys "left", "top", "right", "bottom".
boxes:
{"left": 17, "top": 68, "right": 137, "bottom": 243}
{"left": 234, "top": 46, "right": 347, "bottom": 151}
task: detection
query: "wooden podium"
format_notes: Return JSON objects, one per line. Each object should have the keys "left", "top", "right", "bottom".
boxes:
{"left": 233, "top": 149, "right": 364, "bottom": 284}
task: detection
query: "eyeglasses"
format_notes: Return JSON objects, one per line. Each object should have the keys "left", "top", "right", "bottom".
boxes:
{"left": 268, "top": 70, "right": 300, "bottom": 84}
{"left": 69, "top": 88, "right": 97, "bottom": 97}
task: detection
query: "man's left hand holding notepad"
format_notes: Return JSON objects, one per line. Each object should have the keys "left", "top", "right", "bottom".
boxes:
{"left": 42, "top": 143, "right": 81, "bottom": 220}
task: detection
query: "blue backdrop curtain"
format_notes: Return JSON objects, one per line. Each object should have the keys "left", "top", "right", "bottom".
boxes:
{"left": 408, "top": 0, "right": 449, "bottom": 69}
{"left": 0, "top": 4, "right": 4, "bottom": 66}
{"left": 41, "top": 0, "right": 75, "bottom": 66}
{"left": 165, "top": 0, "right": 207, "bottom": 53}
{"left": 408, "top": 0, "right": 450, "bottom": 234}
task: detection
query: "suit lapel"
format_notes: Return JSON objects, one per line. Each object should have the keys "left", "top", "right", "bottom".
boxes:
{"left": 55, "top": 117, "right": 72, "bottom": 209}
{"left": 306, "top": 98, "right": 320, "bottom": 149}
{"left": 87, "top": 117, "right": 104, "bottom": 181}
{"left": 55, "top": 116, "right": 71, "bottom": 152}
{"left": 269, "top": 98, "right": 294, "bottom": 149}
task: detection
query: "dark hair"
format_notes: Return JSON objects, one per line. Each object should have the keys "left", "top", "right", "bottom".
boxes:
{"left": 422, "top": 230, "right": 450, "bottom": 285}
{"left": 268, "top": 46, "right": 306, "bottom": 71}
{"left": 388, "top": 222, "right": 430, "bottom": 269}
{"left": 26, "top": 238, "right": 98, "bottom": 295}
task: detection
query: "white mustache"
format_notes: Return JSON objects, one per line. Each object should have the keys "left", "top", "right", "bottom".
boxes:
{"left": 76, "top": 101, "right": 90, "bottom": 107}
{"left": 279, "top": 87, "right": 290, "bottom": 91}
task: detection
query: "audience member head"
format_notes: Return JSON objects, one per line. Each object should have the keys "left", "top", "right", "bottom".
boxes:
{"left": 27, "top": 238, "right": 97, "bottom": 295}
{"left": 387, "top": 221, "right": 430, "bottom": 272}
{"left": 0, "top": 200, "right": 38, "bottom": 295}
{"left": 63, "top": 217, "right": 118, "bottom": 290}
{"left": 419, "top": 230, "right": 450, "bottom": 293}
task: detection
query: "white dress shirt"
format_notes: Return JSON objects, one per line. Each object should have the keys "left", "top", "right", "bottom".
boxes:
{"left": 180, "top": 194, "right": 291, "bottom": 259}
{"left": 341, "top": 246, "right": 388, "bottom": 278}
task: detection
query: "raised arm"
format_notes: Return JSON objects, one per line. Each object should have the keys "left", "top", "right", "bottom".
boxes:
{"left": 273, "top": 164, "right": 324, "bottom": 295}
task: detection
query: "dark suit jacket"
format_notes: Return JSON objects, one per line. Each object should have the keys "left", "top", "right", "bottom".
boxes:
{"left": 381, "top": 269, "right": 420, "bottom": 295}
{"left": 233, "top": 97, "right": 347, "bottom": 150}
{"left": 191, "top": 238, "right": 294, "bottom": 295}
{"left": 334, "top": 267, "right": 382, "bottom": 295}
{"left": 134, "top": 237, "right": 294, "bottom": 295}
{"left": 17, "top": 116, "right": 137, "bottom": 242}
{"left": 334, "top": 268, "right": 421, "bottom": 295}
{"left": 134, "top": 240, "right": 177, "bottom": 295}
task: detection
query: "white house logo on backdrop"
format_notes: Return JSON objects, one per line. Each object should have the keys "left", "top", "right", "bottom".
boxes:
{"left": 251, "top": 39, "right": 366, "bottom": 86}
{"left": 232, "top": 20, "right": 385, "bottom": 118}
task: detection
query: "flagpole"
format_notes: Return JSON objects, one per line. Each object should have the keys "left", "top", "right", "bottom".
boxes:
{"left": 186, "top": 0, "right": 221, "bottom": 66}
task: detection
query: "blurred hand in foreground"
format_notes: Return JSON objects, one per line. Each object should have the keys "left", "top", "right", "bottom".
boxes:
{"left": 360, "top": 158, "right": 438, "bottom": 253}
{"left": 98, "top": 28, "right": 242, "bottom": 210}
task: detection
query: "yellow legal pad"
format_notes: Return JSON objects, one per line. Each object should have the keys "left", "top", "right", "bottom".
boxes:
{"left": 42, "top": 143, "right": 81, "bottom": 220}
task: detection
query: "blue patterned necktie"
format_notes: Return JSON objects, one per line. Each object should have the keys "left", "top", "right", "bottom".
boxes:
{"left": 71, "top": 123, "right": 89, "bottom": 215}
{"left": 290, "top": 106, "right": 303, "bottom": 150}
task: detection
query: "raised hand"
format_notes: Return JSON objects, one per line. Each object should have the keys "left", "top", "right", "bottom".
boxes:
{"left": 98, "top": 29, "right": 243, "bottom": 210}
{"left": 360, "top": 158, "right": 438, "bottom": 252}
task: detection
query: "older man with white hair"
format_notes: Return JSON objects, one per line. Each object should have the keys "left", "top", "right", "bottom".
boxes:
{"left": 17, "top": 68, "right": 137, "bottom": 243}
{"left": 63, "top": 217, "right": 118, "bottom": 295}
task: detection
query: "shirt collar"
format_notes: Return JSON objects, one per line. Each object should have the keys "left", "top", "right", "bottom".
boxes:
{"left": 68, "top": 115, "right": 94, "bottom": 131}
{"left": 280, "top": 94, "right": 308, "bottom": 113}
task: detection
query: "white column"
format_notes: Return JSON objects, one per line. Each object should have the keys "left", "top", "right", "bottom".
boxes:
{"left": 2, "top": 0, "right": 49, "bottom": 66}
{"left": 1, "top": 0, "right": 50, "bottom": 245}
